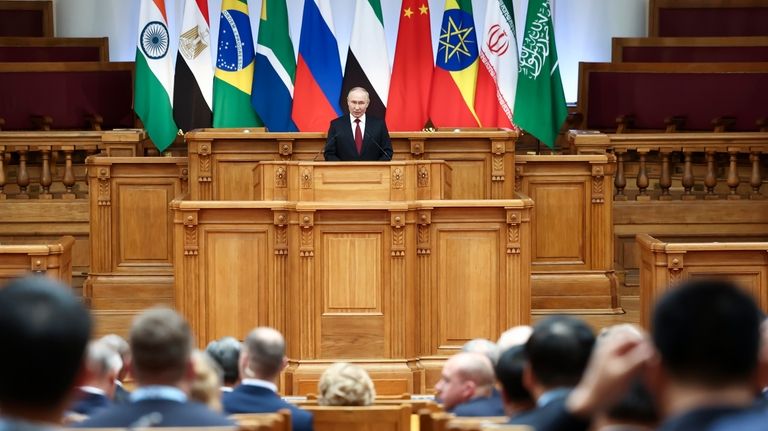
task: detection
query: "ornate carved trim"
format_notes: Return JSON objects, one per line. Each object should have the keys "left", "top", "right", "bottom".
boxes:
{"left": 417, "top": 210, "right": 431, "bottom": 255}
{"left": 277, "top": 140, "right": 293, "bottom": 157}
{"left": 392, "top": 167, "right": 404, "bottom": 189}
{"left": 183, "top": 213, "right": 199, "bottom": 256}
{"left": 417, "top": 164, "right": 429, "bottom": 188}
{"left": 410, "top": 139, "right": 425, "bottom": 156}
{"left": 492, "top": 155, "right": 505, "bottom": 182}
{"left": 274, "top": 212, "right": 288, "bottom": 255}
{"left": 514, "top": 166, "right": 523, "bottom": 192}
{"left": 299, "top": 213, "right": 314, "bottom": 257}
{"left": 198, "top": 144, "right": 211, "bottom": 183}
{"left": 301, "top": 168, "right": 312, "bottom": 189}
{"left": 391, "top": 212, "right": 406, "bottom": 257}
{"left": 506, "top": 210, "right": 521, "bottom": 254}
{"left": 97, "top": 167, "right": 110, "bottom": 206}
{"left": 275, "top": 166, "right": 287, "bottom": 188}
{"left": 591, "top": 165, "right": 605, "bottom": 204}
{"left": 667, "top": 254, "right": 684, "bottom": 284}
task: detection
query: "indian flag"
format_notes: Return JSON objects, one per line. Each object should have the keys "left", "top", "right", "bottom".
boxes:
{"left": 135, "top": 0, "right": 178, "bottom": 152}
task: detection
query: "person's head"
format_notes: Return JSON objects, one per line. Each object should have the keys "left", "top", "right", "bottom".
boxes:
{"left": 318, "top": 362, "right": 376, "bottom": 406}
{"left": 241, "top": 327, "right": 287, "bottom": 382}
{"left": 0, "top": 276, "right": 91, "bottom": 422}
{"left": 462, "top": 338, "right": 501, "bottom": 365}
{"left": 129, "top": 307, "right": 194, "bottom": 387}
{"left": 652, "top": 278, "right": 762, "bottom": 388}
{"left": 434, "top": 352, "right": 496, "bottom": 411}
{"left": 205, "top": 336, "right": 242, "bottom": 387}
{"left": 190, "top": 350, "right": 224, "bottom": 412}
{"left": 347, "top": 87, "right": 370, "bottom": 119}
{"left": 497, "top": 325, "right": 533, "bottom": 352}
{"left": 524, "top": 316, "right": 595, "bottom": 395}
{"left": 99, "top": 333, "right": 131, "bottom": 382}
{"left": 83, "top": 340, "right": 123, "bottom": 397}
{"left": 495, "top": 345, "right": 534, "bottom": 415}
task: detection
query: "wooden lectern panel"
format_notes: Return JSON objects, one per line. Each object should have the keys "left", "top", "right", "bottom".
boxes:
{"left": 322, "top": 232, "right": 383, "bottom": 311}
{"left": 528, "top": 181, "right": 587, "bottom": 266}
{"left": 116, "top": 184, "right": 174, "bottom": 265}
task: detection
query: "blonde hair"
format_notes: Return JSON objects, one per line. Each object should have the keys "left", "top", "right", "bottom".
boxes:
{"left": 190, "top": 350, "right": 223, "bottom": 412}
{"left": 318, "top": 362, "right": 376, "bottom": 406}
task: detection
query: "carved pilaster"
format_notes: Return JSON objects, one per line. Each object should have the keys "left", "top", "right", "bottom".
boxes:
{"left": 506, "top": 210, "right": 521, "bottom": 254}
{"left": 299, "top": 213, "right": 314, "bottom": 257}
{"left": 417, "top": 211, "right": 431, "bottom": 255}
{"left": 298, "top": 212, "right": 315, "bottom": 357}
{"left": 272, "top": 211, "right": 288, "bottom": 332}
{"left": 667, "top": 254, "right": 685, "bottom": 285}
{"left": 183, "top": 213, "right": 199, "bottom": 256}
{"left": 197, "top": 143, "right": 212, "bottom": 200}
{"left": 591, "top": 165, "right": 605, "bottom": 204}
{"left": 179, "top": 166, "right": 189, "bottom": 195}
{"left": 274, "top": 212, "right": 289, "bottom": 255}
{"left": 392, "top": 167, "right": 404, "bottom": 190}
{"left": 97, "top": 167, "right": 111, "bottom": 206}
{"left": 417, "top": 164, "right": 429, "bottom": 188}
{"left": 390, "top": 212, "right": 406, "bottom": 257}
{"left": 514, "top": 166, "right": 523, "bottom": 193}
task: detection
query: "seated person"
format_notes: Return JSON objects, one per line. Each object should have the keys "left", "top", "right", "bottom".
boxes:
{"left": 205, "top": 336, "right": 241, "bottom": 392}
{"left": 98, "top": 334, "right": 132, "bottom": 404}
{"left": 435, "top": 352, "right": 505, "bottom": 416}
{"left": 190, "top": 350, "right": 224, "bottom": 413}
{"left": 317, "top": 362, "right": 375, "bottom": 406}
{"left": 324, "top": 87, "right": 392, "bottom": 161}
{"left": 69, "top": 340, "right": 122, "bottom": 416}
{"left": 495, "top": 345, "right": 535, "bottom": 418}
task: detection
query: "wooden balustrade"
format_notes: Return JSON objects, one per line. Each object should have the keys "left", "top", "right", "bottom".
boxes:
{"left": 0, "top": 130, "right": 149, "bottom": 199}
{"left": 570, "top": 132, "right": 768, "bottom": 200}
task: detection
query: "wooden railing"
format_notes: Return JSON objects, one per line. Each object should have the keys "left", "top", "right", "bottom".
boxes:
{"left": 569, "top": 131, "right": 768, "bottom": 200}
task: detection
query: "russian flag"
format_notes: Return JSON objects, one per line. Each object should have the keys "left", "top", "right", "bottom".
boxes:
{"left": 291, "top": 0, "right": 343, "bottom": 132}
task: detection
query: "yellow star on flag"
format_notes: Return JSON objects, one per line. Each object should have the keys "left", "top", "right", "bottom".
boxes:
{"left": 404, "top": 7, "right": 413, "bottom": 18}
{"left": 438, "top": 16, "right": 474, "bottom": 62}
{"left": 419, "top": 4, "right": 428, "bottom": 15}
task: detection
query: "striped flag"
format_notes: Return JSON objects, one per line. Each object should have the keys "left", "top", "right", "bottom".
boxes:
{"left": 428, "top": 0, "right": 480, "bottom": 127}
{"left": 213, "top": 0, "right": 261, "bottom": 127}
{"left": 340, "top": 0, "right": 390, "bottom": 119}
{"left": 475, "top": 0, "right": 517, "bottom": 128}
{"left": 173, "top": 0, "right": 213, "bottom": 132}
{"left": 387, "top": 0, "right": 433, "bottom": 131}
{"left": 135, "top": 0, "right": 178, "bottom": 152}
{"left": 292, "top": 0, "right": 343, "bottom": 132}
{"left": 252, "top": 0, "right": 296, "bottom": 132}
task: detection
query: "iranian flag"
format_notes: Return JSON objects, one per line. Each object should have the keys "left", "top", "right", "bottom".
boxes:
{"left": 475, "top": 0, "right": 517, "bottom": 128}
{"left": 340, "top": 0, "right": 390, "bottom": 118}
{"left": 135, "top": 0, "right": 178, "bottom": 152}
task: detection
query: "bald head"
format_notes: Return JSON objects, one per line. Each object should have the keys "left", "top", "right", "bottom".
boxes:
{"left": 449, "top": 352, "right": 496, "bottom": 387}
{"left": 243, "top": 327, "right": 286, "bottom": 380}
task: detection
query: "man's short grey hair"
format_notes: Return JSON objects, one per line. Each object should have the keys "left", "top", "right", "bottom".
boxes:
{"left": 99, "top": 334, "right": 130, "bottom": 357}
{"left": 86, "top": 340, "right": 123, "bottom": 376}
{"left": 130, "top": 307, "right": 193, "bottom": 383}
{"left": 462, "top": 338, "right": 501, "bottom": 365}
{"left": 244, "top": 327, "right": 285, "bottom": 379}
{"left": 347, "top": 86, "right": 370, "bottom": 101}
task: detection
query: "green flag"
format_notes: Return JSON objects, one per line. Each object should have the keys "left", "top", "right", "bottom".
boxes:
{"left": 513, "top": 0, "right": 567, "bottom": 149}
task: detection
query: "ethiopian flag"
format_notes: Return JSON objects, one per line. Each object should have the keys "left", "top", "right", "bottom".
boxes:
{"left": 213, "top": 0, "right": 261, "bottom": 127}
{"left": 135, "top": 0, "right": 178, "bottom": 152}
{"left": 428, "top": 0, "right": 480, "bottom": 127}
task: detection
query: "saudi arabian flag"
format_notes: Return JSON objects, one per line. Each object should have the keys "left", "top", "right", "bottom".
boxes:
{"left": 135, "top": 0, "right": 179, "bottom": 152}
{"left": 513, "top": 0, "right": 567, "bottom": 149}
{"left": 213, "top": 0, "right": 262, "bottom": 127}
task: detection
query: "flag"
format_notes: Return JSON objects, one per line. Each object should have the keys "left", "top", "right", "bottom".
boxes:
{"left": 428, "top": 0, "right": 480, "bottom": 128}
{"left": 386, "top": 0, "right": 433, "bottom": 131}
{"left": 135, "top": 0, "right": 178, "bottom": 152}
{"left": 252, "top": 0, "right": 296, "bottom": 132}
{"left": 173, "top": 0, "right": 213, "bottom": 132}
{"left": 475, "top": 0, "right": 517, "bottom": 128}
{"left": 213, "top": 0, "right": 261, "bottom": 127}
{"left": 513, "top": 0, "right": 567, "bottom": 148}
{"left": 292, "top": 0, "right": 343, "bottom": 132}
{"left": 340, "top": 0, "right": 390, "bottom": 119}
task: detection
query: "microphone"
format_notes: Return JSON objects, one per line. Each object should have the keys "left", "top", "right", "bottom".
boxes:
{"left": 369, "top": 136, "right": 393, "bottom": 161}
{"left": 317, "top": 129, "right": 337, "bottom": 161}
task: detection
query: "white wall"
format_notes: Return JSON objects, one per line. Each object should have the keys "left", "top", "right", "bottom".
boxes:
{"left": 52, "top": 0, "right": 648, "bottom": 103}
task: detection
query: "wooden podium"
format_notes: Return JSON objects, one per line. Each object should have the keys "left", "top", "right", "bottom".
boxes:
{"left": 172, "top": 161, "right": 533, "bottom": 394}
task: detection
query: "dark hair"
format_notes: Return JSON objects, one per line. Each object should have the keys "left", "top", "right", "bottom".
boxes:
{"left": 130, "top": 307, "right": 192, "bottom": 383}
{"left": 525, "top": 316, "right": 595, "bottom": 387}
{"left": 652, "top": 278, "right": 761, "bottom": 386}
{"left": 495, "top": 345, "right": 533, "bottom": 402}
{"left": 206, "top": 336, "right": 241, "bottom": 385}
{"left": 605, "top": 378, "right": 658, "bottom": 425}
{"left": 0, "top": 276, "right": 91, "bottom": 407}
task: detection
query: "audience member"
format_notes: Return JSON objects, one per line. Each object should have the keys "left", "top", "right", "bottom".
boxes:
{"left": 190, "top": 350, "right": 224, "bottom": 412}
{"left": 317, "top": 362, "right": 375, "bottom": 406}
{"left": 0, "top": 276, "right": 91, "bottom": 430}
{"left": 497, "top": 325, "right": 533, "bottom": 352}
{"left": 495, "top": 345, "right": 535, "bottom": 418}
{"left": 435, "top": 352, "right": 505, "bottom": 416}
{"left": 462, "top": 338, "right": 501, "bottom": 365}
{"left": 223, "top": 327, "right": 313, "bottom": 431}
{"left": 99, "top": 334, "right": 132, "bottom": 404}
{"left": 206, "top": 336, "right": 242, "bottom": 391}
{"left": 76, "top": 307, "right": 233, "bottom": 428}
{"left": 69, "top": 340, "right": 122, "bottom": 415}
{"left": 508, "top": 316, "right": 595, "bottom": 429}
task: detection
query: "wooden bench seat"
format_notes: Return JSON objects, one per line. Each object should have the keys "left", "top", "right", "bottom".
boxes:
{"left": 0, "top": 37, "right": 109, "bottom": 62}
{"left": 577, "top": 62, "right": 768, "bottom": 132}
{"left": 650, "top": 0, "right": 768, "bottom": 37}
{"left": 302, "top": 404, "right": 411, "bottom": 431}
{"left": 612, "top": 36, "right": 768, "bottom": 63}
{"left": 0, "top": 62, "right": 134, "bottom": 131}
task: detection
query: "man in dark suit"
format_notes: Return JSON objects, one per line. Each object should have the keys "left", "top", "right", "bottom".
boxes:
{"left": 99, "top": 334, "right": 132, "bottom": 404}
{"left": 69, "top": 340, "right": 122, "bottom": 416}
{"left": 76, "top": 308, "right": 233, "bottom": 428}
{"left": 0, "top": 276, "right": 92, "bottom": 431}
{"left": 434, "top": 352, "right": 505, "bottom": 416}
{"left": 324, "top": 87, "right": 393, "bottom": 161}
{"left": 223, "top": 327, "right": 313, "bottom": 431}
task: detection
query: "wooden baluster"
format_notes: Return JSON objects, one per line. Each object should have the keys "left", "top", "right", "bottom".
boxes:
{"left": 62, "top": 149, "right": 76, "bottom": 200}
{"left": 726, "top": 150, "right": 741, "bottom": 200}
{"left": 704, "top": 150, "right": 718, "bottom": 199}
{"left": 0, "top": 147, "right": 5, "bottom": 200}
{"left": 659, "top": 150, "right": 672, "bottom": 200}
{"left": 750, "top": 151, "right": 764, "bottom": 200}
{"left": 614, "top": 150, "right": 627, "bottom": 201}
{"left": 681, "top": 151, "right": 696, "bottom": 200}
{"left": 16, "top": 149, "right": 30, "bottom": 199}
{"left": 39, "top": 148, "right": 53, "bottom": 199}
{"left": 636, "top": 151, "right": 650, "bottom": 201}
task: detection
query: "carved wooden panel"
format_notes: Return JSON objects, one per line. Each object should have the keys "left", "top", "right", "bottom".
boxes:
{"left": 116, "top": 184, "right": 174, "bottom": 265}
{"left": 205, "top": 229, "right": 269, "bottom": 340}
{"left": 216, "top": 161, "right": 259, "bottom": 200}
{"left": 322, "top": 233, "right": 382, "bottom": 312}
{"left": 528, "top": 181, "right": 587, "bottom": 267}
{"left": 434, "top": 159, "right": 486, "bottom": 199}
{"left": 436, "top": 228, "right": 499, "bottom": 350}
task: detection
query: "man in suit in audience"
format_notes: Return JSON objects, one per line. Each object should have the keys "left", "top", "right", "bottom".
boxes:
{"left": 435, "top": 352, "right": 505, "bottom": 416}
{"left": 76, "top": 308, "right": 233, "bottom": 428}
{"left": 69, "top": 340, "right": 122, "bottom": 415}
{"left": 223, "top": 327, "right": 313, "bottom": 431}
{"left": 206, "top": 336, "right": 242, "bottom": 392}
{"left": 323, "top": 87, "right": 393, "bottom": 161}
{"left": 99, "top": 334, "right": 132, "bottom": 404}
{"left": 495, "top": 345, "right": 535, "bottom": 418}
{"left": 508, "top": 316, "right": 595, "bottom": 429}
{"left": 0, "top": 276, "right": 92, "bottom": 430}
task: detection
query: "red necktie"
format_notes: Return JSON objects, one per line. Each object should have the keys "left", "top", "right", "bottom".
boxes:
{"left": 354, "top": 118, "right": 363, "bottom": 155}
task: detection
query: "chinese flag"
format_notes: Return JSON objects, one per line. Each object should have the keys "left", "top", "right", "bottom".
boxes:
{"left": 386, "top": 0, "right": 433, "bottom": 131}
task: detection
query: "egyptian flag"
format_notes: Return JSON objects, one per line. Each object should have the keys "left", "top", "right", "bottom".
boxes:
{"left": 340, "top": 0, "right": 390, "bottom": 118}
{"left": 173, "top": 0, "right": 213, "bottom": 132}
